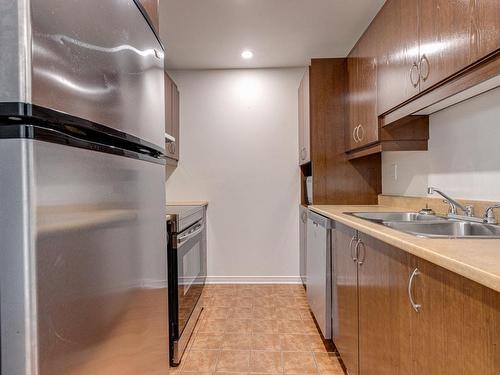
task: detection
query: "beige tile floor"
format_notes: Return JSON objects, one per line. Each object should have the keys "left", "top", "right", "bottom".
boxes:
{"left": 171, "top": 284, "right": 345, "bottom": 375}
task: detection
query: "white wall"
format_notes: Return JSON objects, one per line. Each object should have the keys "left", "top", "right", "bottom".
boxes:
{"left": 382, "top": 87, "right": 500, "bottom": 201}
{"left": 165, "top": 68, "right": 303, "bottom": 282}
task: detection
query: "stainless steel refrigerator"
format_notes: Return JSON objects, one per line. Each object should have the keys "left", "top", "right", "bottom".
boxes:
{"left": 0, "top": 0, "right": 169, "bottom": 374}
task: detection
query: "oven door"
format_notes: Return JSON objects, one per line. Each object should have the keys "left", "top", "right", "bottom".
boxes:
{"left": 170, "top": 219, "right": 206, "bottom": 339}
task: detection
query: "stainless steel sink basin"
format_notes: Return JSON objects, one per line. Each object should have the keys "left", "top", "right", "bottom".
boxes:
{"left": 383, "top": 221, "right": 500, "bottom": 238}
{"left": 349, "top": 212, "right": 446, "bottom": 223}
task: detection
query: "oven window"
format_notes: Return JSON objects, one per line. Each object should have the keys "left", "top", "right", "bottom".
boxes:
{"left": 177, "top": 223, "right": 205, "bottom": 334}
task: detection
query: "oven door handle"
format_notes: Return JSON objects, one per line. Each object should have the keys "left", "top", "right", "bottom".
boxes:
{"left": 177, "top": 223, "right": 204, "bottom": 246}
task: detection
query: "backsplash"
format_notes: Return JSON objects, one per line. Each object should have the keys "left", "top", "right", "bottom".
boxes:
{"left": 382, "top": 86, "right": 500, "bottom": 202}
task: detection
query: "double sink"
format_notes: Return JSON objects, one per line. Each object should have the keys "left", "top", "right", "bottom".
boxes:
{"left": 347, "top": 211, "right": 500, "bottom": 239}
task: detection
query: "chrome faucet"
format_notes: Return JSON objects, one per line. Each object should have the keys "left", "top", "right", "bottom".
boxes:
{"left": 427, "top": 187, "right": 474, "bottom": 217}
{"left": 483, "top": 204, "right": 500, "bottom": 224}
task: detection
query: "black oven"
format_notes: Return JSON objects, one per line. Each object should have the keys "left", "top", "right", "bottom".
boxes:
{"left": 166, "top": 205, "right": 206, "bottom": 366}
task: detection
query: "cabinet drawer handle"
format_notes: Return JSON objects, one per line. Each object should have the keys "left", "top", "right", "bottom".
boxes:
{"left": 419, "top": 54, "right": 430, "bottom": 82}
{"left": 349, "top": 235, "right": 358, "bottom": 262}
{"left": 409, "top": 62, "right": 420, "bottom": 88}
{"left": 408, "top": 268, "right": 421, "bottom": 312}
{"left": 356, "top": 124, "right": 364, "bottom": 143}
{"left": 353, "top": 125, "right": 360, "bottom": 143}
{"left": 356, "top": 240, "right": 365, "bottom": 266}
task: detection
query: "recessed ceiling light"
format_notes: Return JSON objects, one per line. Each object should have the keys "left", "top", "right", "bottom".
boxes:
{"left": 241, "top": 50, "right": 253, "bottom": 59}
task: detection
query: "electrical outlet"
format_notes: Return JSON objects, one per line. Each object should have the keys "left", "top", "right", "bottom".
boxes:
{"left": 391, "top": 163, "right": 398, "bottom": 181}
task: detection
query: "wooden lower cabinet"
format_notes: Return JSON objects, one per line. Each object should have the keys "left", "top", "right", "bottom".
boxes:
{"left": 333, "top": 223, "right": 359, "bottom": 375}
{"left": 413, "top": 257, "right": 500, "bottom": 375}
{"left": 357, "top": 233, "right": 414, "bottom": 375}
{"left": 333, "top": 222, "right": 500, "bottom": 375}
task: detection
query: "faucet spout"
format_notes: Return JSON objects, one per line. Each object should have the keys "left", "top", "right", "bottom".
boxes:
{"left": 427, "top": 187, "right": 472, "bottom": 216}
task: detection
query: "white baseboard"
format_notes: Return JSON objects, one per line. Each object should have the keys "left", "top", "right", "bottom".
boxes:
{"left": 205, "top": 276, "right": 302, "bottom": 284}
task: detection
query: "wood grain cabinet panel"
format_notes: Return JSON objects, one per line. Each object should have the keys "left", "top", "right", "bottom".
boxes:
{"left": 346, "top": 54, "right": 359, "bottom": 152}
{"left": 137, "top": 0, "right": 159, "bottom": 32}
{"left": 333, "top": 223, "right": 359, "bottom": 375}
{"left": 376, "top": 0, "right": 420, "bottom": 115}
{"left": 357, "top": 233, "right": 414, "bottom": 375}
{"left": 346, "top": 20, "right": 379, "bottom": 152}
{"left": 418, "top": 0, "right": 500, "bottom": 91}
{"left": 412, "top": 257, "right": 500, "bottom": 375}
{"left": 333, "top": 223, "right": 500, "bottom": 375}
{"left": 165, "top": 73, "right": 179, "bottom": 161}
{"left": 298, "top": 67, "right": 311, "bottom": 165}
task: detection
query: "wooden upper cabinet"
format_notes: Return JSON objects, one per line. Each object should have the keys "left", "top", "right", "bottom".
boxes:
{"left": 165, "top": 73, "right": 179, "bottom": 161}
{"left": 418, "top": 0, "right": 500, "bottom": 91}
{"left": 171, "top": 84, "right": 180, "bottom": 160}
{"left": 376, "top": 0, "right": 499, "bottom": 115}
{"left": 164, "top": 73, "right": 173, "bottom": 137}
{"left": 376, "top": 0, "right": 420, "bottom": 115}
{"left": 298, "top": 67, "right": 311, "bottom": 165}
{"left": 346, "top": 18, "right": 380, "bottom": 152}
{"left": 346, "top": 52, "right": 360, "bottom": 151}
{"left": 137, "top": 0, "right": 159, "bottom": 32}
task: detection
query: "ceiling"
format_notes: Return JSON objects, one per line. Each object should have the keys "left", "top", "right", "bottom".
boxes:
{"left": 158, "top": 0, "right": 385, "bottom": 70}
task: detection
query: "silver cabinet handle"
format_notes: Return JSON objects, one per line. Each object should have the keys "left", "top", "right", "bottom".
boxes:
{"left": 408, "top": 268, "right": 421, "bottom": 312}
{"left": 356, "top": 240, "right": 366, "bottom": 266}
{"left": 353, "top": 239, "right": 362, "bottom": 263}
{"left": 352, "top": 125, "right": 359, "bottom": 143}
{"left": 419, "top": 54, "right": 430, "bottom": 82}
{"left": 356, "top": 124, "right": 364, "bottom": 143}
{"left": 349, "top": 235, "right": 357, "bottom": 262}
{"left": 301, "top": 211, "right": 307, "bottom": 223}
{"left": 409, "top": 62, "right": 420, "bottom": 88}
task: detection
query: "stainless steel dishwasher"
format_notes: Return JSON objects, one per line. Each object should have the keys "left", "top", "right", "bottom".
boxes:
{"left": 306, "top": 210, "right": 333, "bottom": 339}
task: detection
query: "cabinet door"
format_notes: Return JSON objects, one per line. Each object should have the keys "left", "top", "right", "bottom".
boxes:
{"left": 165, "top": 74, "right": 179, "bottom": 160}
{"left": 138, "top": 0, "right": 159, "bottom": 32}
{"left": 165, "top": 74, "right": 173, "bottom": 139}
{"left": 171, "top": 83, "right": 180, "bottom": 160}
{"left": 356, "top": 25, "right": 379, "bottom": 148}
{"left": 376, "top": 0, "right": 420, "bottom": 115}
{"left": 346, "top": 53, "right": 360, "bottom": 151}
{"left": 412, "top": 258, "right": 500, "bottom": 375}
{"left": 346, "top": 23, "right": 380, "bottom": 152}
{"left": 298, "top": 68, "right": 310, "bottom": 165}
{"left": 333, "top": 222, "right": 359, "bottom": 375}
{"left": 418, "top": 0, "right": 500, "bottom": 91}
{"left": 357, "top": 234, "right": 414, "bottom": 375}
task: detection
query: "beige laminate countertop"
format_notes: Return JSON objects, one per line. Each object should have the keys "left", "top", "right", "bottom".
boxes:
{"left": 166, "top": 201, "right": 208, "bottom": 207}
{"left": 309, "top": 204, "right": 500, "bottom": 293}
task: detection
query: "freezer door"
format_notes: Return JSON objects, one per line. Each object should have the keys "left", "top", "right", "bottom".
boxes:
{"left": 0, "top": 139, "right": 168, "bottom": 374}
{"left": 30, "top": 0, "right": 165, "bottom": 150}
